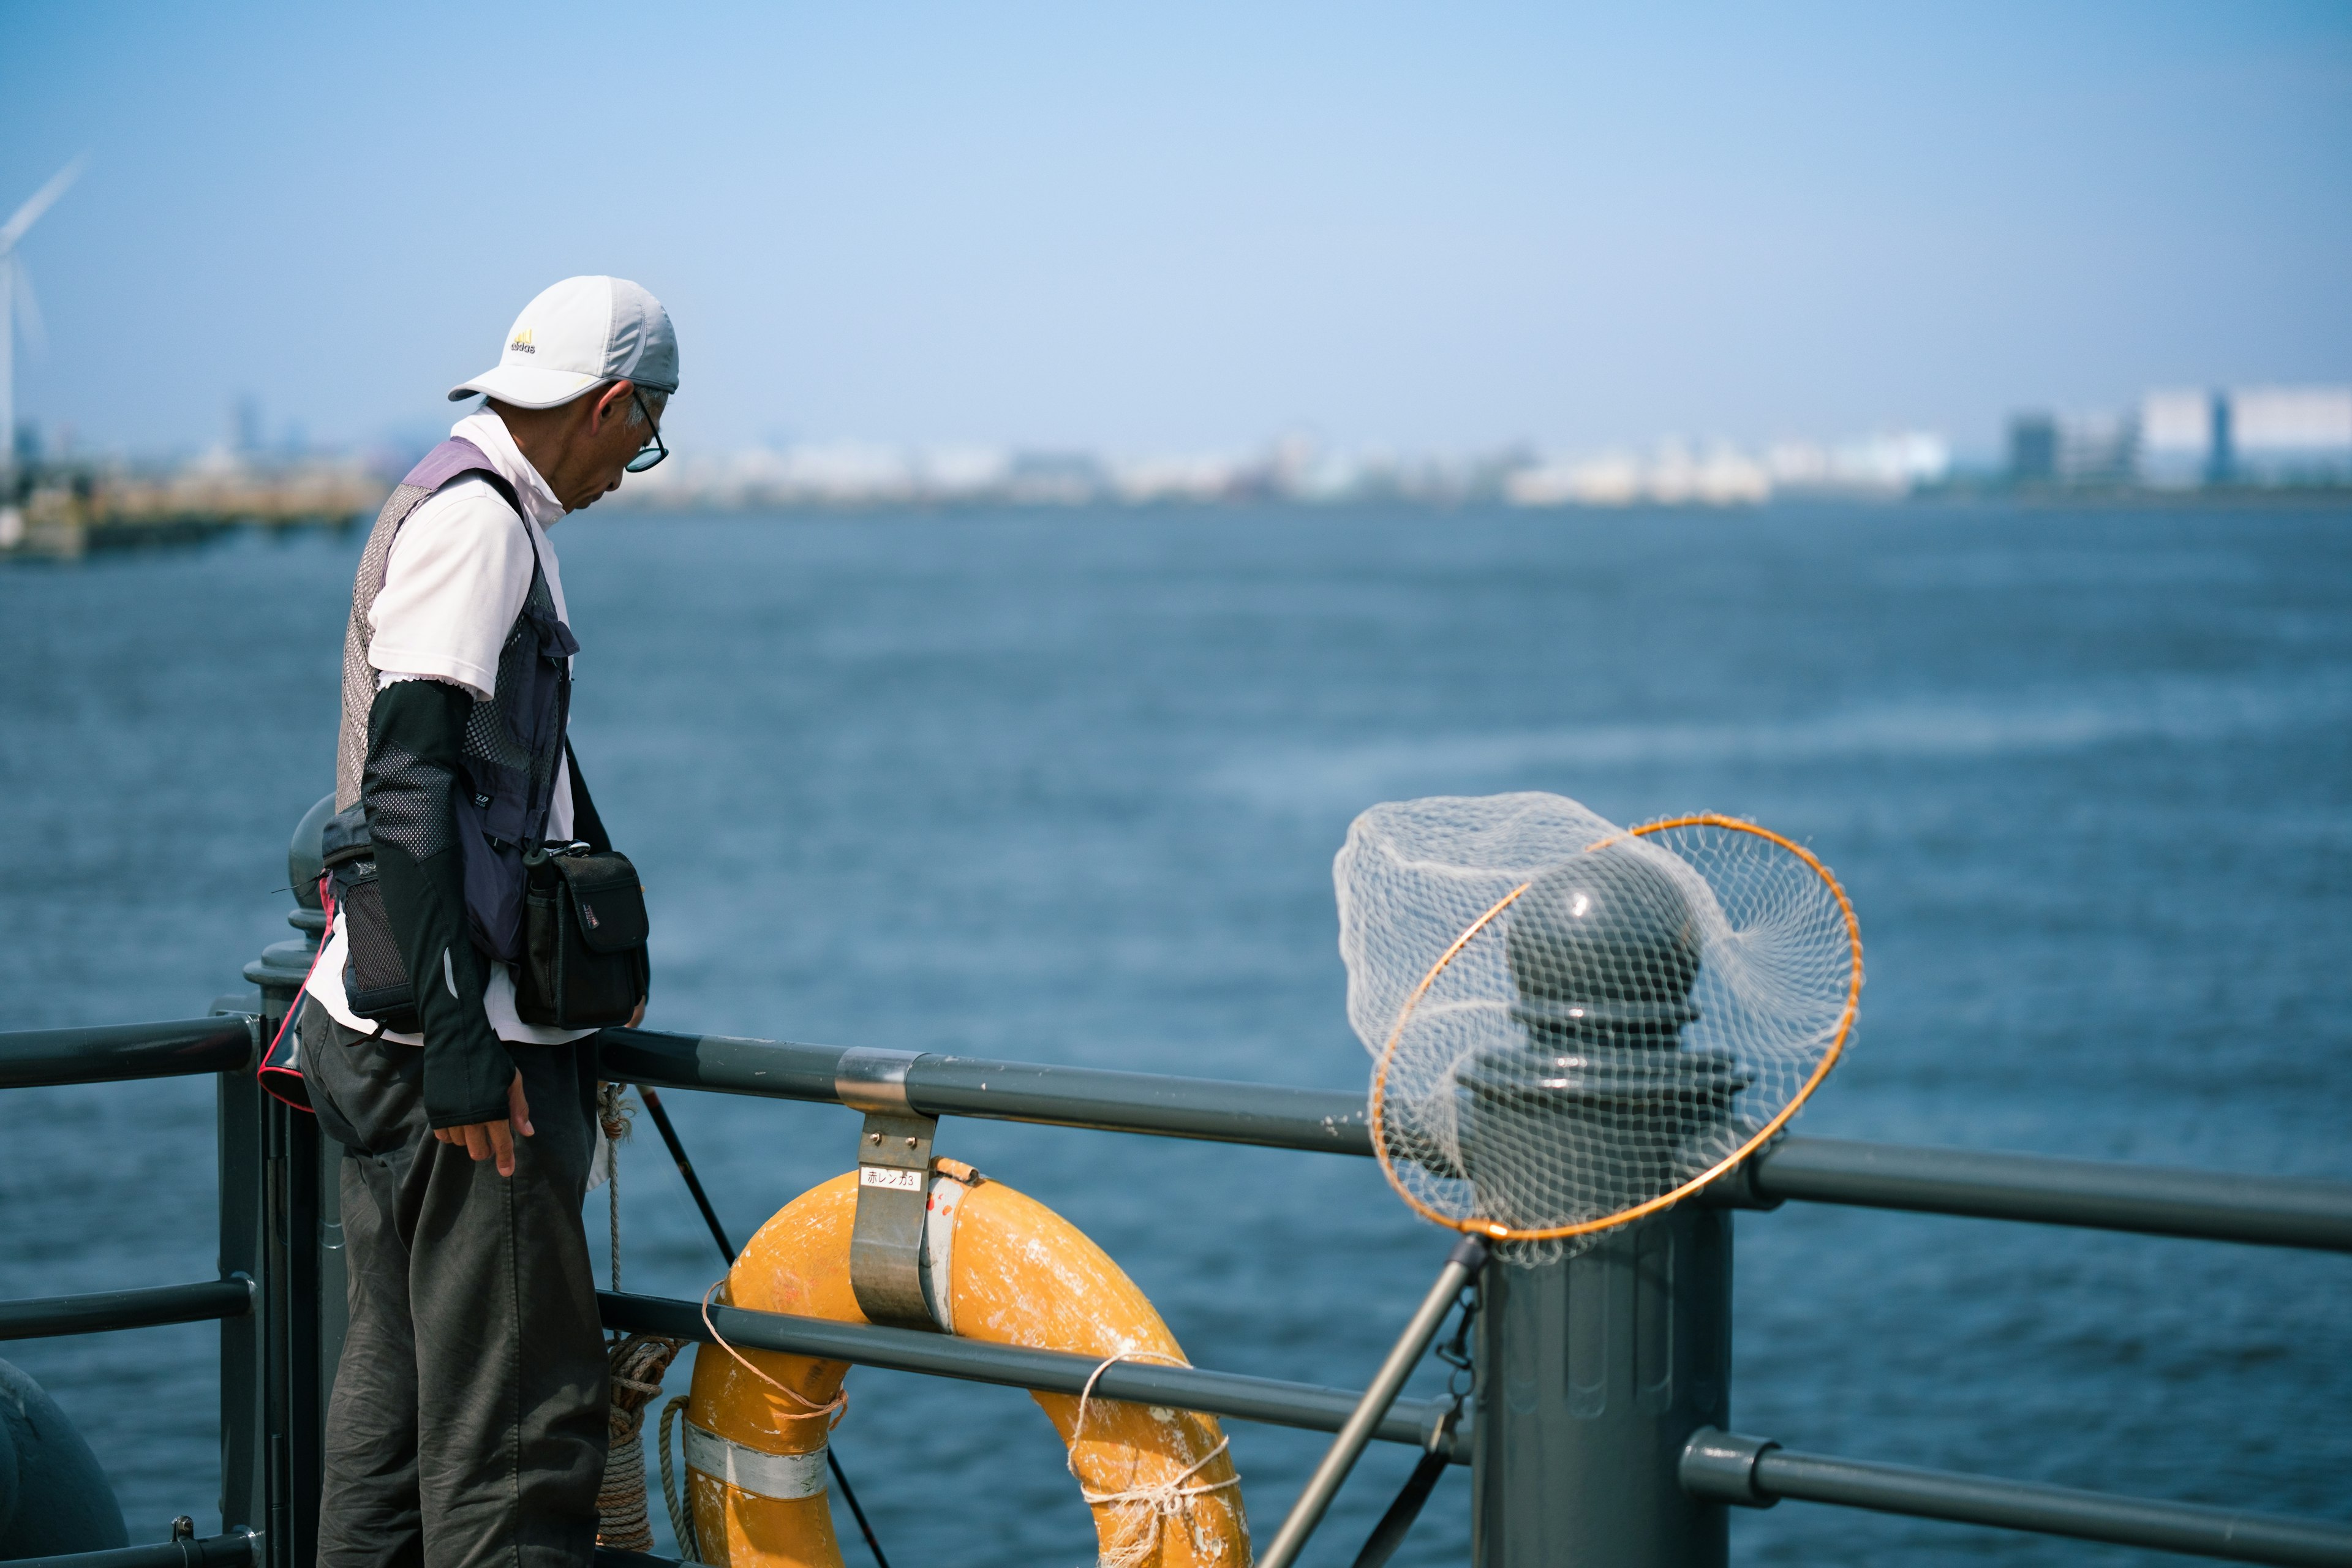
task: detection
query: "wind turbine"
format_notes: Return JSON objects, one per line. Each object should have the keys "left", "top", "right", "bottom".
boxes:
{"left": 1, "top": 155, "right": 88, "bottom": 488}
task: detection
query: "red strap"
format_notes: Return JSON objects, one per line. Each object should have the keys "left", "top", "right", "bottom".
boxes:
{"left": 257, "top": 873, "right": 336, "bottom": 1107}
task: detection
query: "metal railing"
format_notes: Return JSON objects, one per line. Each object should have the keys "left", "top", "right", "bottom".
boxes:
{"left": 6, "top": 1008, "right": 2351, "bottom": 1567}
{"left": 0, "top": 1016, "right": 257, "bottom": 1089}
{"left": 7, "top": 755, "right": 2352, "bottom": 1568}
{"left": 1682, "top": 1431, "right": 2352, "bottom": 1568}
{"left": 598, "top": 1026, "right": 2352, "bottom": 1250}
{"left": 600, "top": 1290, "right": 1466, "bottom": 1460}
{"left": 0, "top": 1279, "right": 255, "bottom": 1341}
{"left": 13, "top": 1534, "right": 264, "bottom": 1568}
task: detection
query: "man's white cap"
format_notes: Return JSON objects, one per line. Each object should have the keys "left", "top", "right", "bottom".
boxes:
{"left": 448, "top": 276, "right": 680, "bottom": 408}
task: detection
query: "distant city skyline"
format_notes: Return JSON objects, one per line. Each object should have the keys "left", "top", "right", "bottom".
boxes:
{"left": 3, "top": 3, "right": 2348, "bottom": 459}
{"left": 10, "top": 376, "right": 2345, "bottom": 556}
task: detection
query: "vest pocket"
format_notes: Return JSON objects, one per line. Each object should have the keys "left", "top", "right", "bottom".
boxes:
{"left": 322, "top": 803, "right": 421, "bottom": 1035}
{"left": 336, "top": 861, "right": 421, "bottom": 1035}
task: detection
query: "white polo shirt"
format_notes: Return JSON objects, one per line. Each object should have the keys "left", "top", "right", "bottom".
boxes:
{"left": 306, "top": 410, "right": 592, "bottom": 1047}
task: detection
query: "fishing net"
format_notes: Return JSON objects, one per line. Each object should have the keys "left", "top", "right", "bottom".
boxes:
{"left": 1336, "top": 793, "right": 1861, "bottom": 1265}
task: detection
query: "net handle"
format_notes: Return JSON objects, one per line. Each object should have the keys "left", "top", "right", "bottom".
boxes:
{"left": 1367, "top": 813, "right": 1864, "bottom": 1243}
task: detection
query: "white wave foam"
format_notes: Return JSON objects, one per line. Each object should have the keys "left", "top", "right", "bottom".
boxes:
{"left": 1211, "top": 673, "right": 2352, "bottom": 810}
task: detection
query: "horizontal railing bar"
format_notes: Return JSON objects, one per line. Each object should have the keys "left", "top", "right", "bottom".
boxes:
{"left": 903, "top": 1052, "right": 1374, "bottom": 1153}
{"left": 0, "top": 1017, "right": 258, "bottom": 1090}
{"left": 17, "top": 1019, "right": 2340, "bottom": 1250}
{"left": 596, "top": 1028, "right": 1374, "bottom": 1155}
{"left": 598, "top": 1289, "right": 1466, "bottom": 1464}
{"left": 0, "top": 1278, "right": 254, "bottom": 1341}
{"left": 1746, "top": 1137, "right": 2352, "bottom": 1253}
{"left": 1683, "top": 1428, "right": 2352, "bottom": 1567}
{"left": 13, "top": 1531, "right": 262, "bottom": 1568}
{"left": 598, "top": 1027, "right": 2352, "bottom": 1251}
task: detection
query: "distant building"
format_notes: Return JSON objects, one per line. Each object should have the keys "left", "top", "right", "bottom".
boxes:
{"left": 1004, "top": 451, "right": 1106, "bottom": 505}
{"left": 2138, "top": 391, "right": 2220, "bottom": 488}
{"left": 2138, "top": 386, "right": 2350, "bottom": 488}
{"left": 2062, "top": 415, "right": 2138, "bottom": 486}
{"left": 2007, "top": 414, "right": 2057, "bottom": 484}
{"left": 2009, "top": 410, "right": 2137, "bottom": 488}
{"left": 2230, "top": 386, "right": 2352, "bottom": 484}
{"left": 231, "top": 394, "right": 264, "bottom": 457}
{"left": 2208, "top": 393, "right": 2234, "bottom": 488}
{"left": 1764, "top": 433, "right": 1949, "bottom": 497}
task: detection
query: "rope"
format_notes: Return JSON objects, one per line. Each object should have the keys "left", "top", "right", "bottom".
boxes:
{"left": 589, "top": 1087, "right": 689, "bottom": 1554}
{"left": 598, "top": 1083, "right": 630, "bottom": 1297}
{"left": 596, "top": 1331, "right": 686, "bottom": 1550}
{"left": 658, "top": 1395, "right": 698, "bottom": 1562}
{"left": 1068, "top": 1351, "right": 1243, "bottom": 1568}
{"left": 699, "top": 1280, "right": 849, "bottom": 1425}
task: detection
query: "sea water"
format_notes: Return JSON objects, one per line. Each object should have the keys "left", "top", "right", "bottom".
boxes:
{"left": 2, "top": 501, "right": 2347, "bottom": 1566}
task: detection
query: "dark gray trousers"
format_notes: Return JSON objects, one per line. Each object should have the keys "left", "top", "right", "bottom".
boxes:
{"left": 301, "top": 998, "right": 608, "bottom": 1568}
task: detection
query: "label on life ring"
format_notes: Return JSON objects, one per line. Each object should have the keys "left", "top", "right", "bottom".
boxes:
{"left": 859, "top": 1166, "right": 925, "bottom": 1192}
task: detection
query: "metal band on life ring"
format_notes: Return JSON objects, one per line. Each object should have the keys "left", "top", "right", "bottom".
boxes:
{"left": 684, "top": 1420, "right": 829, "bottom": 1501}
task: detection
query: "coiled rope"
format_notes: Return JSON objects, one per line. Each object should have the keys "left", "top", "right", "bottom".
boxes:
{"left": 600, "top": 1332, "right": 686, "bottom": 1551}
{"left": 592, "top": 1085, "right": 685, "bottom": 1553}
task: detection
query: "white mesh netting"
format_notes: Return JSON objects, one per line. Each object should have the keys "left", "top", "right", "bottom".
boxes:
{"left": 1335, "top": 793, "right": 1861, "bottom": 1264}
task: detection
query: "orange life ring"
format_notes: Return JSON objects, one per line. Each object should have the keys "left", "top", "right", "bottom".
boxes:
{"left": 674, "top": 1169, "right": 1251, "bottom": 1567}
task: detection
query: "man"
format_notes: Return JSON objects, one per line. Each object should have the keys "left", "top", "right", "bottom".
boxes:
{"left": 296, "top": 275, "right": 676, "bottom": 1568}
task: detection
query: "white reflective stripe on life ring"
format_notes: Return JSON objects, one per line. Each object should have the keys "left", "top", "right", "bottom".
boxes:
{"left": 684, "top": 1421, "right": 829, "bottom": 1501}
{"left": 922, "top": 1172, "right": 963, "bottom": 1335}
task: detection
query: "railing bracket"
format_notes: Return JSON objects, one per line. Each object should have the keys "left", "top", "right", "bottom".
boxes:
{"left": 1680, "top": 1427, "right": 1782, "bottom": 1509}
{"left": 848, "top": 1109, "right": 943, "bottom": 1330}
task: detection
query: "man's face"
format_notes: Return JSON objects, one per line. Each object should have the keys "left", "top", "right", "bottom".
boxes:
{"left": 557, "top": 382, "right": 666, "bottom": 512}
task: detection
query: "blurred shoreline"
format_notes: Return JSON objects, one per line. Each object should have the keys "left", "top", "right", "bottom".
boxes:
{"left": 4, "top": 427, "right": 2348, "bottom": 561}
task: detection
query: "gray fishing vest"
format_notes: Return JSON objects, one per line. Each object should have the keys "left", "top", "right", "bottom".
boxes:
{"left": 333, "top": 437, "right": 579, "bottom": 960}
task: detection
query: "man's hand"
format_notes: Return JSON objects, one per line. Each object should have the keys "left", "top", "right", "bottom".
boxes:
{"left": 628, "top": 997, "right": 646, "bottom": 1029}
{"left": 435, "top": 1069, "right": 534, "bottom": 1177}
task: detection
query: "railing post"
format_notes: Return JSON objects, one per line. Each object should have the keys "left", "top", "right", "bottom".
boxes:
{"left": 238, "top": 794, "right": 338, "bottom": 1568}
{"left": 217, "top": 1064, "right": 265, "bottom": 1545}
{"left": 1471, "top": 1205, "right": 1733, "bottom": 1566}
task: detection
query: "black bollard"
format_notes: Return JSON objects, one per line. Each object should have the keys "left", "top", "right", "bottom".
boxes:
{"left": 0, "top": 1357, "right": 129, "bottom": 1559}
{"left": 1461, "top": 846, "right": 1738, "bottom": 1567}
{"left": 1472, "top": 1206, "right": 1732, "bottom": 1566}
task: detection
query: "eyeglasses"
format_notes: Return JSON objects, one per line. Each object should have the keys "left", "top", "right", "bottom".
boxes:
{"left": 625, "top": 388, "right": 669, "bottom": 473}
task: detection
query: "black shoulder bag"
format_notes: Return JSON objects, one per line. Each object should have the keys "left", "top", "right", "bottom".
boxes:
{"left": 513, "top": 844, "right": 651, "bottom": 1028}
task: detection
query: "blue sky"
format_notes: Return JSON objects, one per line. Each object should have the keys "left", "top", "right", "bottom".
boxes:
{"left": 4, "top": 2, "right": 2347, "bottom": 458}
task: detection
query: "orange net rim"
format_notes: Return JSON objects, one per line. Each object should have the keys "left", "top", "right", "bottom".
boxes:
{"left": 1366, "top": 813, "right": 1865, "bottom": 1243}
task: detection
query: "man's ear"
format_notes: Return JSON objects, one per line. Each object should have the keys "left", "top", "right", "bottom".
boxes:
{"left": 589, "top": 380, "right": 632, "bottom": 433}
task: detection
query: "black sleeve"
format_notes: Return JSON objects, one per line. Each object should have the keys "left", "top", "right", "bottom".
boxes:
{"left": 363, "top": 679, "right": 514, "bottom": 1128}
{"left": 562, "top": 738, "right": 612, "bottom": 854}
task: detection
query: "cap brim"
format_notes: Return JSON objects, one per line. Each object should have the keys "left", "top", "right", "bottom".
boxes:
{"left": 447, "top": 363, "right": 604, "bottom": 408}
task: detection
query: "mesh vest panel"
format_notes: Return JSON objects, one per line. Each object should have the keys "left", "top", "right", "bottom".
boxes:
{"left": 334, "top": 464, "right": 568, "bottom": 838}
